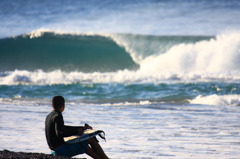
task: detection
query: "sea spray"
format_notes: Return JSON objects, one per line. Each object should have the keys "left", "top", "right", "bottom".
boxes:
{"left": 139, "top": 31, "right": 240, "bottom": 73}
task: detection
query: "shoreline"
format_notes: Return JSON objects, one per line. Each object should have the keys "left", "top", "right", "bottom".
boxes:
{"left": 0, "top": 150, "right": 84, "bottom": 159}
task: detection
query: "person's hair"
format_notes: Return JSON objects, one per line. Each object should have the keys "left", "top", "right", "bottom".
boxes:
{"left": 52, "top": 96, "right": 65, "bottom": 110}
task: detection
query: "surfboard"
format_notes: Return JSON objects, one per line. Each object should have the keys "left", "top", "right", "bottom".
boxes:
{"left": 64, "top": 130, "right": 106, "bottom": 144}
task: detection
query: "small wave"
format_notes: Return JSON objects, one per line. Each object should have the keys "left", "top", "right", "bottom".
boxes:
{"left": 189, "top": 94, "right": 240, "bottom": 106}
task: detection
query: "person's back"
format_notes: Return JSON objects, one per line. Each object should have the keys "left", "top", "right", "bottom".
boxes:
{"left": 45, "top": 110, "right": 65, "bottom": 150}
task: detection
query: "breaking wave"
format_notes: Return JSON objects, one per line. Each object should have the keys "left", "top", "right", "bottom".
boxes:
{"left": 0, "top": 30, "right": 240, "bottom": 85}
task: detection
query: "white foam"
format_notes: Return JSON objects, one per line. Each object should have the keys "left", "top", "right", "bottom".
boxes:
{"left": 139, "top": 31, "right": 240, "bottom": 73}
{"left": 101, "top": 100, "right": 152, "bottom": 106}
{"left": 1, "top": 69, "right": 240, "bottom": 85}
{"left": 27, "top": 29, "right": 51, "bottom": 38}
{"left": 189, "top": 94, "right": 240, "bottom": 106}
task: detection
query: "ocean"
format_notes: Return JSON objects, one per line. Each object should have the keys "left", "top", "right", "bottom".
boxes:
{"left": 0, "top": 0, "right": 240, "bottom": 158}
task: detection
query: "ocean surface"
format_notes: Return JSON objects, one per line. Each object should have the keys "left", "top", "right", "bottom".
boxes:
{"left": 0, "top": 0, "right": 240, "bottom": 158}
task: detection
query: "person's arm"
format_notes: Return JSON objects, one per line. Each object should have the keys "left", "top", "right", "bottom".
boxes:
{"left": 54, "top": 115, "right": 65, "bottom": 138}
{"left": 54, "top": 113, "right": 92, "bottom": 137}
{"left": 64, "top": 125, "right": 84, "bottom": 136}
{"left": 53, "top": 114, "right": 80, "bottom": 137}
{"left": 64, "top": 124, "right": 93, "bottom": 136}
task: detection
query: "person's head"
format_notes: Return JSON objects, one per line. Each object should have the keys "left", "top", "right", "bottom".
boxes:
{"left": 52, "top": 96, "right": 65, "bottom": 112}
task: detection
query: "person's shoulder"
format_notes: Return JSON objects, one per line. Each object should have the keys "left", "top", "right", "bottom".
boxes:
{"left": 51, "top": 110, "right": 63, "bottom": 121}
{"left": 46, "top": 110, "right": 62, "bottom": 120}
{"left": 48, "top": 110, "right": 61, "bottom": 115}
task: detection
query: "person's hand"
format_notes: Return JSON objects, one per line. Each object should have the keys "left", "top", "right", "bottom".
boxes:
{"left": 77, "top": 128, "right": 84, "bottom": 135}
{"left": 85, "top": 123, "right": 93, "bottom": 130}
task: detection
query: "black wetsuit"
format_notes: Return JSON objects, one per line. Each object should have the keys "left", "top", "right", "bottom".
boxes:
{"left": 45, "top": 110, "right": 83, "bottom": 150}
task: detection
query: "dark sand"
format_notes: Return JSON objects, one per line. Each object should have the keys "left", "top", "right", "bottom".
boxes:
{"left": 0, "top": 150, "right": 84, "bottom": 159}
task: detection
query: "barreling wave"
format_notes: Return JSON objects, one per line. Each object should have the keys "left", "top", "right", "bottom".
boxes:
{"left": 0, "top": 30, "right": 139, "bottom": 72}
{"left": 0, "top": 29, "right": 212, "bottom": 72}
{"left": 1, "top": 30, "right": 240, "bottom": 85}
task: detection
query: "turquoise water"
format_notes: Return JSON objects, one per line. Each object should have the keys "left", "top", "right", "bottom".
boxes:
{"left": 0, "top": 33, "right": 138, "bottom": 72}
{"left": 0, "top": 82, "right": 240, "bottom": 105}
{"left": 0, "top": 0, "right": 240, "bottom": 158}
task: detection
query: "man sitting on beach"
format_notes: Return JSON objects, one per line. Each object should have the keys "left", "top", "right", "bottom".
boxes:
{"left": 45, "top": 96, "right": 109, "bottom": 159}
